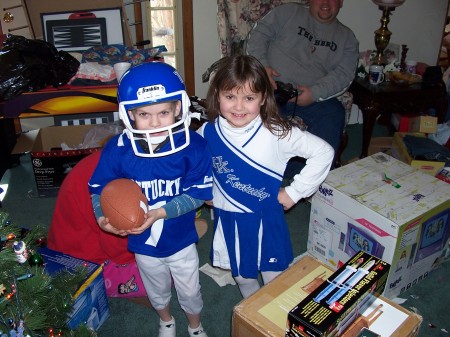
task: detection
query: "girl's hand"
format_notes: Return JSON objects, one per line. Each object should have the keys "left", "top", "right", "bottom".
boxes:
{"left": 278, "top": 188, "right": 295, "bottom": 211}
{"left": 97, "top": 216, "right": 128, "bottom": 236}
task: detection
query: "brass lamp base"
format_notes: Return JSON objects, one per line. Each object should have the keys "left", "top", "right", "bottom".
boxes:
{"left": 373, "top": 6, "right": 396, "bottom": 65}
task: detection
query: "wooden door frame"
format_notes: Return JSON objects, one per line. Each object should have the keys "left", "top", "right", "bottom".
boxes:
{"left": 182, "top": 0, "right": 194, "bottom": 96}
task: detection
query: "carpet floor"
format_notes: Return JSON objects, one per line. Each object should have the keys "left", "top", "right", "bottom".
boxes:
{"left": 1, "top": 122, "right": 449, "bottom": 336}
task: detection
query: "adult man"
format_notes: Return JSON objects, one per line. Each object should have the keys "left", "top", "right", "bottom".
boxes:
{"left": 247, "top": 0, "right": 359, "bottom": 168}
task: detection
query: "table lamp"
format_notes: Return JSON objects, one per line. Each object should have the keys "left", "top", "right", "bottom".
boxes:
{"left": 372, "top": 0, "right": 406, "bottom": 65}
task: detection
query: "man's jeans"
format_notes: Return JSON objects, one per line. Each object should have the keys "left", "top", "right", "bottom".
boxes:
{"left": 279, "top": 97, "right": 345, "bottom": 177}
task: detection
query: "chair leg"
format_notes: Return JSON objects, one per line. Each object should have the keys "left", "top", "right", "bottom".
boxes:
{"left": 335, "top": 130, "right": 348, "bottom": 168}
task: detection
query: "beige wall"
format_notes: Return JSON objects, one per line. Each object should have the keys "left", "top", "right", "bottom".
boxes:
{"left": 192, "top": 0, "right": 448, "bottom": 98}
{"left": 339, "top": 0, "right": 447, "bottom": 65}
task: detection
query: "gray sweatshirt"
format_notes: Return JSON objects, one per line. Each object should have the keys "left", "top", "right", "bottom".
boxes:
{"left": 246, "top": 3, "right": 359, "bottom": 102}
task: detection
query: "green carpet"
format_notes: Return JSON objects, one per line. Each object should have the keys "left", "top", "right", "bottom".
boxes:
{"left": 1, "top": 123, "right": 449, "bottom": 336}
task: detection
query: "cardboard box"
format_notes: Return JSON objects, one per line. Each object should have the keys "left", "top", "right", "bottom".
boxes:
{"left": 391, "top": 132, "right": 445, "bottom": 176}
{"left": 391, "top": 114, "right": 417, "bottom": 132}
{"left": 408, "top": 116, "right": 438, "bottom": 134}
{"left": 13, "top": 124, "right": 101, "bottom": 197}
{"left": 368, "top": 137, "right": 392, "bottom": 156}
{"left": 390, "top": 115, "right": 437, "bottom": 134}
{"left": 39, "top": 247, "right": 110, "bottom": 331}
{"left": 307, "top": 153, "right": 450, "bottom": 298}
{"left": 287, "top": 251, "right": 390, "bottom": 337}
{"left": 232, "top": 255, "right": 422, "bottom": 337}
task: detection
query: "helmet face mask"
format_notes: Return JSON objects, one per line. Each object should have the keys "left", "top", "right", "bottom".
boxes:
{"left": 117, "top": 62, "right": 191, "bottom": 157}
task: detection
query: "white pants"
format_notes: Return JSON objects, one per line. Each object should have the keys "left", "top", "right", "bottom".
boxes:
{"left": 135, "top": 244, "right": 203, "bottom": 314}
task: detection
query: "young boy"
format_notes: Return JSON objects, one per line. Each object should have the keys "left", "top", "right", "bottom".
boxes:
{"left": 89, "top": 62, "right": 213, "bottom": 337}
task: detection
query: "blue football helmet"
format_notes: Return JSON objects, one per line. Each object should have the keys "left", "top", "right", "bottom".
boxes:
{"left": 117, "top": 61, "right": 191, "bottom": 157}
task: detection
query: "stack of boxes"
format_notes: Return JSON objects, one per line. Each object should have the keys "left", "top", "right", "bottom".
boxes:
{"left": 286, "top": 251, "right": 390, "bottom": 337}
{"left": 232, "top": 255, "right": 422, "bottom": 337}
{"left": 391, "top": 132, "right": 445, "bottom": 176}
{"left": 369, "top": 114, "right": 447, "bottom": 176}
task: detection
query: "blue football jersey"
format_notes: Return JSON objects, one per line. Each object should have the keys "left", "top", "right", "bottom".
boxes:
{"left": 89, "top": 130, "right": 213, "bottom": 258}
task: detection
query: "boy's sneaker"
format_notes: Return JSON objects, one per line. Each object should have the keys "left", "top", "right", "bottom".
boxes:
{"left": 159, "top": 317, "right": 176, "bottom": 337}
{"left": 188, "top": 323, "right": 208, "bottom": 337}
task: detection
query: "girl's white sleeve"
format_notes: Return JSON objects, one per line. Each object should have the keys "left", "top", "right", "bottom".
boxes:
{"left": 279, "top": 128, "right": 334, "bottom": 203}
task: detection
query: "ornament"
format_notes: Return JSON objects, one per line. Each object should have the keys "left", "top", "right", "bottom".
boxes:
{"left": 0, "top": 284, "right": 5, "bottom": 295}
{"left": 17, "top": 320, "right": 24, "bottom": 337}
{"left": 28, "top": 252, "right": 44, "bottom": 267}
{"left": 13, "top": 241, "right": 28, "bottom": 264}
{"left": 35, "top": 236, "right": 47, "bottom": 247}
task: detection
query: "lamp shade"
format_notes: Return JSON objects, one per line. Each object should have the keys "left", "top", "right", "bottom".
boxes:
{"left": 372, "top": 0, "right": 406, "bottom": 7}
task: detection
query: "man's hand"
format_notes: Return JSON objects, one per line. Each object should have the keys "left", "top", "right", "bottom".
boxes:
{"left": 264, "top": 66, "right": 280, "bottom": 89}
{"left": 289, "top": 85, "right": 314, "bottom": 106}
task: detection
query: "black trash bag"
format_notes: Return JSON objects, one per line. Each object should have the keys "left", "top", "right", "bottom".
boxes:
{"left": 0, "top": 35, "right": 80, "bottom": 101}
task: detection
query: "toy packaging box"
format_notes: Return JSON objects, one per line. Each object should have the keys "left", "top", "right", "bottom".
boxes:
{"left": 232, "top": 254, "right": 421, "bottom": 337}
{"left": 39, "top": 247, "right": 110, "bottom": 331}
{"left": 286, "top": 251, "right": 390, "bottom": 337}
{"left": 12, "top": 124, "right": 103, "bottom": 197}
{"left": 308, "top": 153, "right": 450, "bottom": 298}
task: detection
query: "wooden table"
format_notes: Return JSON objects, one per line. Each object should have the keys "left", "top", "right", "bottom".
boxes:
{"left": 349, "top": 77, "right": 448, "bottom": 158}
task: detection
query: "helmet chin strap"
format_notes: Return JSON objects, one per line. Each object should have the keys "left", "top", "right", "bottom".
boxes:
{"left": 136, "top": 135, "right": 168, "bottom": 154}
{"left": 149, "top": 135, "right": 167, "bottom": 145}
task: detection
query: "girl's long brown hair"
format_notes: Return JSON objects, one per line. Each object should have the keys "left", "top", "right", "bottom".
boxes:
{"left": 206, "top": 54, "right": 292, "bottom": 138}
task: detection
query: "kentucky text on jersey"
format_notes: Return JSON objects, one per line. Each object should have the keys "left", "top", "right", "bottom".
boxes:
{"left": 137, "top": 178, "right": 181, "bottom": 200}
{"left": 225, "top": 174, "right": 270, "bottom": 202}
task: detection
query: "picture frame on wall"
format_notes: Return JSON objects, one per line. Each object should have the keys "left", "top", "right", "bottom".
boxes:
{"left": 41, "top": 7, "right": 125, "bottom": 51}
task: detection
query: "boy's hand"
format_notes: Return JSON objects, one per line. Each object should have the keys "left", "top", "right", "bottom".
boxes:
{"left": 97, "top": 216, "right": 128, "bottom": 236}
{"left": 126, "top": 208, "right": 166, "bottom": 235}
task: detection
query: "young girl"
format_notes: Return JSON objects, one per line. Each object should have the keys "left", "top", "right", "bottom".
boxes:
{"left": 197, "top": 54, "right": 334, "bottom": 298}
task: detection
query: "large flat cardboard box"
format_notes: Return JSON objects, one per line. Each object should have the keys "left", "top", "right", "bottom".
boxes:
{"left": 232, "top": 255, "right": 422, "bottom": 337}
{"left": 368, "top": 137, "right": 392, "bottom": 156}
{"left": 307, "top": 153, "right": 450, "bottom": 298}
{"left": 39, "top": 247, "right": 110, "bottom": 331}
{"left": 391, "top": 132, "right": 445, "bottom": 176}
{"left": 12, "top": 124, "right": 101, "bottom": 197}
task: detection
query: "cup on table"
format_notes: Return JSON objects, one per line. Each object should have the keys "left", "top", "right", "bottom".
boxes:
{"left": 406, "top": 60, "right": 417, "bottom": 74}
{"left": 369, "top": 65, "right": 385, "bottom": 85}
{"left": 114, "top": 62, "right": 131, "bottom": 82}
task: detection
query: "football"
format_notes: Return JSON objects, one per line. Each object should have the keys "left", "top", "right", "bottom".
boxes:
{"left": 100, "top": 179, "right": 148, "bottom": 230}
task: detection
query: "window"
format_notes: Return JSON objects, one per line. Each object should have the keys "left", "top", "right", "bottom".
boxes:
{"left": 145, "top": 0, "right": 178, "bottom": 68}
{"left": 125, "top": 0, "right": 194, "bottom": 94}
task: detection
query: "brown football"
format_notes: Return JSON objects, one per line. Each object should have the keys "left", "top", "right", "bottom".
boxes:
{"left": 100, "top": 179, "right": 148, "bottom": 230}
